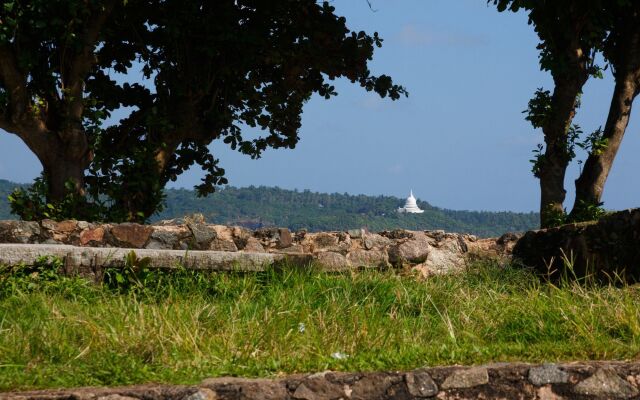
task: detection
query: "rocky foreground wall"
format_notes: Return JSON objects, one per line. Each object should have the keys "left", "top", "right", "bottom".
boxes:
{"left": 3, "top": 208, "right": 640, "bottom": 277}
{"left": 4, "top": 362, "right": 640, "bottom": 399}
{"left": 514, "top": 208, "right": 640, "bottom": 281}
{"left": 0, "top": 215, "right": 518, "bottom": 274}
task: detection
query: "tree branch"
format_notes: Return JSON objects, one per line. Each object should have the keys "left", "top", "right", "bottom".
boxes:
{"left": 0, "top": 44, "right": 30, "bottom": 125}
{"left": 0, "top": 43, "right": 57, "bottom": 162}
{"left": 64, "top": 0, "right": 117, "bottom": 121}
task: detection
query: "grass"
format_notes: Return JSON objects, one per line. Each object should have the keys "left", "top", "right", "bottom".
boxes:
{"left": 1, "top": 257, "right": 640, "bottom": 390}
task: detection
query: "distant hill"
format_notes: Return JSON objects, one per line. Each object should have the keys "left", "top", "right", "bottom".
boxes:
{"left": 0, "top": 179, "right": 538, "bottom": 237}
{"left": 157, "top": 186, "right": 538, "bottom": 237}
{"left": 0, "top": 179, "right": 24, "bottom": 221}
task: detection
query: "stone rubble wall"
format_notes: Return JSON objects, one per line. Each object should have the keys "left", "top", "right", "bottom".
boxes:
{"left": 0, "top": 216, "right": 519, "bottom": 274}
{"left": 513, "top": 208, "right": 640, "bottom": 281}
{"left": 4, "top": 361, "right": 640, "bottom": 399}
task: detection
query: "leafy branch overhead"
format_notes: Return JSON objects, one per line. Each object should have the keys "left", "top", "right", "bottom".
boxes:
{"left": 0, "top": 0, "right": 406, "bottom": 222}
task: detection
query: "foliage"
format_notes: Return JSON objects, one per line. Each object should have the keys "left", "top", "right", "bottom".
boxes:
{"left": 0, "top": 0, "right": 406, "bottom": 220}
{"left": 0, "top": 179, "right": 539, "bottom": 236}
{"left": 568, "top": 200, "right": 606, "bottom": 224}
{"left": 540, "top": 204, "right": 568, "bottom": 228}
{"left": 103, "top": 251, "right": 154, "bottom": 294}
{"left": 529, "top": 143, "right": 545, "bottom": 178}
{"left": 577, "top": 127, "right": 608, "bottom": 156}
{"left": 8, "top": 175, "right": 101, "bottom": 221}
{"left": 523, "top": 88, "right": 552, "bottom": 130}
{"left": 86, "top": 141, "right": 167, "bottom": 223}
{"left": 540, "top": 199, "right": 605, "bottom": 228}
{"left": 0, "top": 256, "right": 94, "bottom": 299}
{"left": 3, "top": 261, "right": 640, "bottom": 389}
{"left": 6, "top": 173, "right": 158, "bottom": 223}
{"left": 491, "top": 0, "right": 608, "bottom": 77}
{"left": 0, "top": 256, "right": 63, "bottom": 293}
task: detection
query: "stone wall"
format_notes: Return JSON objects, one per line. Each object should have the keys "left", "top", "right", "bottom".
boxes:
{"left": 0, "top": 215, "right": 518, "bottom": 274}
{"left": 4, "top": 361, "right": 640, "bottom": 399}
{"left": 513, "top": 208, "right": 640, "bottom": 281}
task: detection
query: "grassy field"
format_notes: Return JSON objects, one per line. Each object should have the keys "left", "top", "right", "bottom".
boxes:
{"left": 1, "top": 258, "right": 640, "bottom": 391}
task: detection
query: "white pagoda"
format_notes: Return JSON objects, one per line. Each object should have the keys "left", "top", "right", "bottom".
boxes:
{"left": 397, "top": 190, "right": 424, "bottom": 214}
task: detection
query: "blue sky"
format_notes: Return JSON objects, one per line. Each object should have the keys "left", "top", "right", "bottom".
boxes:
{"left": 1, "top": 0, "right": 638, "bottom": 212}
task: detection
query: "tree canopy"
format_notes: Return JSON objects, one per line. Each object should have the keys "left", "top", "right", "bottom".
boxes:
{"left": 0, "top": 0, "right": 406, "bottom": 222}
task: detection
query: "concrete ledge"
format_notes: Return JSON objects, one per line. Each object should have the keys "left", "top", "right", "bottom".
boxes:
{"left": 0, "top": 244, "right": 301, "bottom": 274}
{"left": 3, "top": 361, "right": 640, "bottom": 399}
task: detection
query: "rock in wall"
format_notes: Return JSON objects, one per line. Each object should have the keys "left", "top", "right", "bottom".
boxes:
{"left": 513, "top": 208, "right": 640, "bottom": 281}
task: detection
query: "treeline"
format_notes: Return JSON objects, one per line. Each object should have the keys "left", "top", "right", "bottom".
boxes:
{"left": 158, "top": 186, "right": 538, "bottom": 237}
{"left": 0, "top": 179, "right": 538, "bottom": 237}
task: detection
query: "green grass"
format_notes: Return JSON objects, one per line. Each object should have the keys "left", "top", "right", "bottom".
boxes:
{"left": 1, "top": 259, "right": 640, "bottom": 390}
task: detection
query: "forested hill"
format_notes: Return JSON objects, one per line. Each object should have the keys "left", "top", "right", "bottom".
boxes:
{"left": 0, "top": 179, "right": 538, "bottom": 237}
{"left": 158, "top": 186, "right": 538, "bottom": 237}
{"left": 0, "top": 179, "right": 24, "bottom": 221}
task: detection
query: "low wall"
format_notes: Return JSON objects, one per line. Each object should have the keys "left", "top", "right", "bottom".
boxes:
{"left": 4, "top": 361, "right": 640, "bottom": 399}
{"left": 0, "top": 216, "right": 518, "bottom": 274}
{"left": 513, "top": 208, "right": 640, "bottom": 281}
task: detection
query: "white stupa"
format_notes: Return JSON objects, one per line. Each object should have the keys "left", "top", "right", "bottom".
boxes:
{"left": 397, "top": 190, "right": 424, "bottom": 214}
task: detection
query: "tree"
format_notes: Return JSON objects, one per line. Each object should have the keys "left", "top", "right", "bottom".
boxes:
{"left": 492, "top": 0, "right": 638, "bottom": 227}
{"left": 0, "top": 1, "right": 122, "bottom": 202}
{"left": 1, "top": 0, "right": 406, "bottom": 221}
{"left": 571, "top": 2, "right": 640, "bottom": 220}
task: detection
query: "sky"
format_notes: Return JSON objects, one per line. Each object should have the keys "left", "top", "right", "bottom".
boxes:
{"left": 1, "top": 0, "right": 639, "bottom": 212}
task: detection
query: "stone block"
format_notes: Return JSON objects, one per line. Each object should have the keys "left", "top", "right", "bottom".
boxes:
{"left": 314, "top": 251, "right": 350, "bottom": 271}
{"left": 187, "top": 223, "right": 217, "bottom": 249}
{"left": 388, "top": 232, "right": 431, "bottom": 265}
{"left": 348, "top": 228, "right": 365, "bottom": 239}
{"left": 97, "top": 395, "right": 139, "bottom": 400}
{"left": 255, "top": 227, "right": 280, "bottom": 241}
{"left": 277, "top": 228, "right": 293, "bottom": 248}
{"left": 275, "top": 244, "right": 305, "bottom": 254}
{"left": 242, "top": 237, "right": 265, "bottom": 252}
{"left": 183, "top": 389, "right": 217, "bottom": 400}
{"left": 310, "top": 233, "right": 339, "bottom": 250}
{"left": 212, "top": 225, "right": 235, "bottom": 242}
{"left": 110, "top": 223, "right": 153, "bottom": 248}
{"left": 54, "top": 220, "right": 78, "bottom": 233}
{"left": 292, "top": 375, "right": 350, "bottom": 400}
{"left": 146, "top": 225, "right": 191, "bottom": 249}
{"left": 231, "top": 226, "right": 252, "bottom": 250}
{"left": 80, "top": 227, "right": 105, "bottom": 246}
{"left": 528, "top": 363, "right": 569, "bottom": 386}
{"left": 441, "top": 367, "right": 489, "bottom": 389}
{"left": 404, "top": 371, "right": 438, "bottom": 397}
{"left": 0, "top": 221, "right": 40, "bottom": 244}
{"left": 201, "top": 377, "right": 288, "bottom": 400}
{"left": 574, "top": 368, "right": 638, "bottom": 398}
{"left": 382, "top": 229, "right": 414, "bottom": 240}
{"left": 209, "top": 238, "right": 238, "bottom": 252}
{"left": 346, "top": 248, "right": 389, "bottom": 268}
{"left": 362, "top": 233, "right": 391, "bottom": 250}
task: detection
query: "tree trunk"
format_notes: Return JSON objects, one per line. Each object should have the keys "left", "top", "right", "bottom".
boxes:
{"left": 538, "top": 77, "right": 586, "bottom": 228}
{"left": 32, "top": 126, "right": 91, "bottom": 203}
{"left": 571, "top": 28, "right": 640, "bottom": 219}
{"left": 571, "top": 76, "right": 639, "bottom": 216}
{"left": 43, "top": 156, "right": 88, "bottom": 201}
